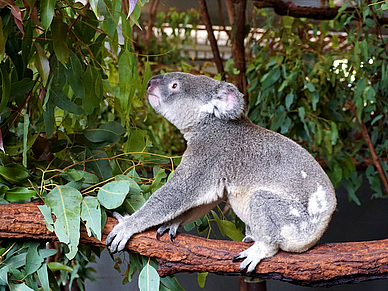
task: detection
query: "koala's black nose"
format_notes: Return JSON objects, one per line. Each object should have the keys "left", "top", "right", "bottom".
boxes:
{"left": 147, "top": 75, "right": 163, "bottom": 91}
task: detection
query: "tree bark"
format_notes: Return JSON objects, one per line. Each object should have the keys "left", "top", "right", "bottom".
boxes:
{"left": 252, "top": 0, "right": 388, "bottom": 24}
{"left": 198, "top": 0, "right": 225, "bottom": 79}
{"left": 231, "top": 0, "right": 247, "bottom": 98}
{"left": 2, "top": 202, "right": 388, "bottom": 287}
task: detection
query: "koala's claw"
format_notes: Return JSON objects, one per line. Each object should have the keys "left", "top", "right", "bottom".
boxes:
{"left": 232, "top": 254, "right": 243, "bottom": 262}
{"left": 242, "top": 236, "right": 254, "bottom": 243}
{"left": 156, "top": 222, "right": 179, "bottom": 242}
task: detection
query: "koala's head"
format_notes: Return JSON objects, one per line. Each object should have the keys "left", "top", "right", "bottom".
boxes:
{"left": 146, "top": 72, "right": 245, "bottom": 131}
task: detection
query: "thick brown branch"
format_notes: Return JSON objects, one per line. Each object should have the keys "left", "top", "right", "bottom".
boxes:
{"left": 2, "top": 203, "right": 388, "bottom": 287}
{"left": 198, "top": 0, "right": 225, "bottom": 79}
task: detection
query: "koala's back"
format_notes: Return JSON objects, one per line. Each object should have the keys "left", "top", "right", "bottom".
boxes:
{"left": 186, "top": 114, "right": 336, "bottom": 218}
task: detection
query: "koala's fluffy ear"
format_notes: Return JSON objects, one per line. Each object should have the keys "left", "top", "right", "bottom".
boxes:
{"left": 201, "top": 83, "right": 245, "bottom": 120}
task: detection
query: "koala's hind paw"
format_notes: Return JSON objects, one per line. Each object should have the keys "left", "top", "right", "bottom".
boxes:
{"left": 156, "top": 222, "right": 180, "bottom": 242}
{"left": 106, "top": 213, "right": 133, "bottom": 253}
{"left": 233, "top": 242, "right": 278, "bottom": 273}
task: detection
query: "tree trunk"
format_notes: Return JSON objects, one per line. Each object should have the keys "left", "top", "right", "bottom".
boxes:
{"left": 2, "top": 202, "right": 388, "bottom": 287}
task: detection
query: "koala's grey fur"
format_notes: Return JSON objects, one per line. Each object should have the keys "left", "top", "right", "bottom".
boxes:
{"left": 106, "top": 72, "right": 337, "bottom": 273}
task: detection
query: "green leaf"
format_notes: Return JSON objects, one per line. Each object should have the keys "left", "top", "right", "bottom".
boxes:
{"left": 81, "top": 196, "right": 101, "bottom": 240}
{"left": 6, "top": 253, "right": 27, "bottom": 269}
{"left": 5, "top": 187, "right": 36, "bottom": 202}
{"left": 360, "top": 39, "right": 368, "bottom": 60}
{"left": 371, "top": 114, "right": 383, "bottom": 126}
{"left": 22, "top": 114, "right": 29, "bottom": 167}
{"left": 52, "top": 18, "right": 70, "bottom": 65}
{"left": 37, "top": 264, "right": 50, "bottom": 291}
{"left": 50, "top": 87, "right": 86, "bottom": 115}
{"left": 82, "top": 66, "right": 101, "bottom": 114}
{"left": 84, "top": 121, "right": 126, "bottom": 143}
{"left": 330, "top": 122, "right": 338, "bottom": 145}
{"left": 123, "top": 194, "right": 145, "bottom": 214}
{"left": 97, "top": 180, "right": 131, "bottom": 209}
{"left": 363, "top": 86, "right": 376, "bottom": 102}
{"left": 0, "top": 164, "right": 30, "bottom": 184}
{"left": 9, "top": 283, "right": 34, "bottom": 291}
{"left": 118, "top": 50, "right": 135, "bottom": 113}
{"left": 160, "top": 276, "right": 185, "bottom": 291}
{"left": 38, "top": 204, "right": 54, "bottom": 232}
{"left": 298, "top": 107, "right": 305, "bottom": 122}
{"left": 141, "top": 168, "right": 165, "bottom": 194}
{"left": 0, "top": 266, "right": 8, "bottom": 286}
{"left": 214, "top": 216, "right": 244, "bottom": 241}
{"left": 125, "top": 129, "right": 148, "bottom": 157}
{"left": 40, "top": 0, "right": 56, "bottom": 28}
{"left": 45, "top": 185, "right": 82, "bottom": 259}
{"left": 138, "top": 263, "right": 160, "bottom": 291}
{"left": 43, "top": 99, "right": 55, "bottom": 138}
{"left": 34, "top": 43, "right": 50, "bottom": 86}
{"left": 65, "top": 55, "right": 84, "bottom": 98}
{"left": 0, "top": 65, "right": 10, "bottom": 115}
{"left": 0, "top": 17, "right": 5, "bottom": 60}
{"left": 260, "top": 67, "right": 281, "bottom": 90}
{"left": 47, "top": 262, "right": 73, "bottom": 272}
{"left": 197, "top": 272, "right": 208, "bottom": 288}
{"left": 285, "top": 92, "right": 293, "bottom": 110}
{"left": 115, "top": 175, "right": 141, "bottom": 194}
{"left": 85, "top": 149, "right": 111, "bottom": 180}
{"left": 26, "top": 242, "right": 43, "bottom": 275}
{"left": 38, "top": 249, "right": 58, "bottom": 259}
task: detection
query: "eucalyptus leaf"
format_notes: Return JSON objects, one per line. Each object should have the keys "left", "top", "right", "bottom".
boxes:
{"left": 50, "top": 87, "right": 86, "bottom": 115}
{"left": 9, "top": 283, "right": 34, "bottom": 291}
{"left": 38, "top": 204, "right": 54, "bottom": 232}
{"left": 97, "top": 180, "right": 131, "bottom": 209}
{"left": 37, "top": 264, "right": 50, "bottom": 291}
{"left": 45, "top": 185, "right": 82, "bottom": 259}
{"left": 5, "top": 187, "right": 36, "bottom": 202}
{"left": 81, "top": 196, "right": 102, "bottom": 240}
{"left": 25, "top": 242, "right": 43, "bottom": 275}
{"left": 34, "top": 43, "right": 50, "bottom": 86}
{"left": 0, "top": 266, "right": 8, "bottom": 286}
{"left": 52, "top": 18, "right": 70, "bottom": 65}
{"left": 47, "top": 262, "right": 73, "bottom": 272}
{"left": 40, "top": 0, "right": 56, "bottom": 28}
{"left": 138, "top": 263, "right": 160, "bottom": 291}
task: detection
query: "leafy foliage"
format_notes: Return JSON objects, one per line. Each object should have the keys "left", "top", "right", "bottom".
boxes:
{"left": 247, "top": 4, "right": 388, "bottom": 204}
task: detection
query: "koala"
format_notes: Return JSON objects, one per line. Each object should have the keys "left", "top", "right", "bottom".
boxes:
{"left": 106, "top": 72, "right": 337, "bottom": 273}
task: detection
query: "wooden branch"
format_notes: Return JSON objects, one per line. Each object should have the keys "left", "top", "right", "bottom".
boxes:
{"left": 252, "top": 0, "right": 388, "bottom": 24}
{"left": 231, "top": 0, "right": 247, "bottom": 98}
{"left": 198, "top": 0, "right": 225, "bottom": 79}
{"left": 2, "top": 203, "right": 388, "bottom": 287}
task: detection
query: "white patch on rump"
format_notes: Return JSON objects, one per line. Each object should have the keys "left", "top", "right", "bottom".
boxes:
{"left": 301, "top": 171, "right": 307, "bottom": 179}
{"left": 308, "top": 185, "right": 328, "bottom": 216}
{"left": 289, "top": 207, "right": 300, "bottom": 217}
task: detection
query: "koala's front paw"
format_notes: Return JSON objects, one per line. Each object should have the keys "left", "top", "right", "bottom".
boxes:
{"left": 156, "top": 221, "right": 180, "bottom": 242}
{"left": 106, "top": 212, "right": 133, "bottom": 253}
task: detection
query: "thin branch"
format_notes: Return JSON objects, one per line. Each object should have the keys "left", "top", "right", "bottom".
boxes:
{"left": 231, "top": 0, "right": 247, "bottom": 98}
{"left": 198, "top": 0, "right": 225, "bottom": 79}
{"left": 350, "top": 107, "right": 388, "bottom": 197}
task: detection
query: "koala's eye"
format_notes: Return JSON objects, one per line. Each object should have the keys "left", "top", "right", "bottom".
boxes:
{"left": 171, "top": 83, "right": 178, "bottom": 89}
